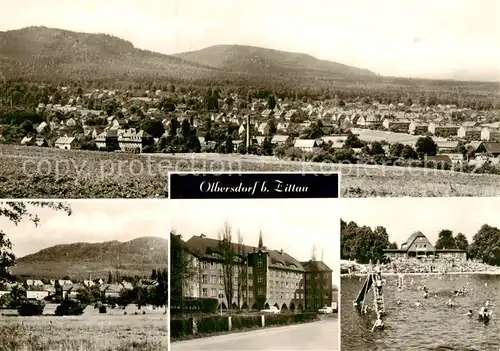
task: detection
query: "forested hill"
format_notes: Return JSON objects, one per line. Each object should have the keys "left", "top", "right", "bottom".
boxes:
{"left": 0, "top": 26, "right": 217, "bottom": 82}
{"left": 12, "top": 236, "right": 168, "bottom": 279}
{"left": 0, "top": 26, "right": 374, "bottom": 83}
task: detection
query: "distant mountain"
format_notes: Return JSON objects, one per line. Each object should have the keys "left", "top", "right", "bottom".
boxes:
{"left": 12, "top": 236, "right": 168, "bottom": 279}
{"left": 0, "top": 26, "right": 217, "bottom": 82}
{"left": 174, "top": 44, "right": 376, "bottom": 78}
{"left": 0, "top": 26, "right": 375, "bottom": 82}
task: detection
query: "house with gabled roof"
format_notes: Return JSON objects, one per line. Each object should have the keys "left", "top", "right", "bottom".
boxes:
{"left": 384, "top": 232, "right": 466, "bottom": 260}
{"left": 55, "top": 136, "right": 80, "bottom": 150}
{"left": 271, "top": 135, "right": 291, "bottom": 145}
{"left": 475, "top": 142, "right": 500, "bottom": 157}
{"left": 293, "top": 139, "right": 318, "bottom": 152}
{"left": 480, "top": 127, "right": 500, "bottom": 142}
{"left": 457, "top": 126, "right": 481, "bottom": 140}
{"left": 409, "top": 121, "right": 428, "bottom": 135}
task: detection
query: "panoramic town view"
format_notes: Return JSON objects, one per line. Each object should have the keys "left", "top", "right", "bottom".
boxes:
{"left": 170, "top": 199, "right": 340, "bottom": 350}
{"left": 0, "top": 201, "right": 170, "bottom": 351}
{"left": 340, "top": 197, "right": 500, "bottom": 351}
{"left": 1, "top": 1, "right": 500, "bottom": 198}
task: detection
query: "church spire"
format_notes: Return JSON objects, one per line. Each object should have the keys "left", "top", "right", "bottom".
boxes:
{"left": 258, "top": 230, "right": 263, "bottom": 249}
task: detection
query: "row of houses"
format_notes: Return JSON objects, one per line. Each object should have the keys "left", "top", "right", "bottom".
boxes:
{"left": 0, "top": 279, "right": 157, "bottom": 301}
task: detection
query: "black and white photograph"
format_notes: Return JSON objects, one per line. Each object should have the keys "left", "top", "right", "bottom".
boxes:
{"left": 170, "top": 198, "right": 340, "bottom": 350}
{"left": 0, "top": 200, "right": 169, "bottom": 351}
{"left": 340, "top": 197, "right": 500, "bottom": 351}
{"left": 2, "top": 1, "right": 500, "bottom": 198}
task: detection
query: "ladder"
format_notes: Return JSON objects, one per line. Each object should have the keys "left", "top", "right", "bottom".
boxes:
{"left": 373, "top": 280, "right": 385, "bottom": 315}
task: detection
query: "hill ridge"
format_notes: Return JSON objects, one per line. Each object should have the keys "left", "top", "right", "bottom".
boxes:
{"left": 0, "top": 26, "right": 375, "bottom": 82}
{"left": 13, "top": 236, "right": 168, "bottom": 279}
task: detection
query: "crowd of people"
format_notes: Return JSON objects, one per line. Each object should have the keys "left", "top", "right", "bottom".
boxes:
{"left": 343, "top": 257, "right": 498, "bottom": 275}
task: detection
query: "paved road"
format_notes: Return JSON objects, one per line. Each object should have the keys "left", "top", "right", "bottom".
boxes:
{"left": 171, "top": 317, "right": 339, "bottom": 351}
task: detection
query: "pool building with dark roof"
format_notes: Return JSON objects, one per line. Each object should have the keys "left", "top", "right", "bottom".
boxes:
{"left": 383, "top": 232, "right": 467, "bottom": 260}
{"left": 176, "top": 232, "right": 333, "bottom": 312}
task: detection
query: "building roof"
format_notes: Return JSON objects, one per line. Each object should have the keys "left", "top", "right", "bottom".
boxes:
{"left": 184, "top": 235, "right": 305, "bottom": 272}
{"left": 300, "top": 260, "right": 332, "bottom": 272}
{"left": 55, "top": 136, "right": 76, "bottom": 144}
{"left": 478, "top": 142, "right": 500, "bottom": 154}
{"left": 271, "top": 135, "right": 289, "bottom": 143}
{"left": 294, "top": 139, "right": 316, "bottom": 148}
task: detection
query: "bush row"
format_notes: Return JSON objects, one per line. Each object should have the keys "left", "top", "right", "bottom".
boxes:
{"left": 170, "top": 312, "right": 319, "bottom": 339}
{"left": 170, "top": 298, "right": 219, "bottom": 314}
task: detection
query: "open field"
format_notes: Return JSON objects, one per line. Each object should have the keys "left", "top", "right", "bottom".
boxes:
{"left": 351, "top": 128, "right": 446, "bottom": 145}
{"left": 0, "top": 304, "right": 168, "bottom": 351}
{"left": 2, "top": 145, "right": 500, "bottom": 197}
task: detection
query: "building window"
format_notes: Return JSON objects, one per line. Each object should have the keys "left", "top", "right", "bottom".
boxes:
{"left": 202, "top": 275, "right": 208, "bottom": 284}
{"left": 210, "top": 275, "right": 216, "bottom": 284}
{"left": 258, "top": 275, "right": 263, "bottom": 283}
{"left": 202, "top": 288, "right": 208, "bottom": 297}
{"left": 202, "top": 262, "right": 208, "bottom": 269}
{"left": 285, "top": 282, "right": 289, "bottom": 288}
{"left": 257, "top": 259, "right": 263, "bottom": 267}
{"left": 248, "top": 273, "right": 253, "bottom": 279}
{"left": 258, "top": 288, "right": 264, "bottom": 296}
{"left": 210, "top": 262, "right": 216, "bottom": 268}
{"left": 211, "top": 288, "right": 217, "bottom": 297}
{"left": 219, "top": 277, "right": 223, "bottom": 285}
{"left": 249, "top": 291, "right": 253, "bottom": 298}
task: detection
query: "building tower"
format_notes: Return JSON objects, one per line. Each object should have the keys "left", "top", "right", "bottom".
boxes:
{"left": 258, "top": 230, "right": 263, "bottom": 249}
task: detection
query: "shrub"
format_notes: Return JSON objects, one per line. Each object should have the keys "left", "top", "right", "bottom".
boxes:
{"left": 196, "top": 316, "right": 229, "bottom": 334}
{"left": 17, "top": 299, "right": 45, "bottom": 316}
{"left": 231, "top": 315, "right": 261, "bottom": 330}
{"left": 265, "top": 312, "right": 318, "bottom": 326}
{"left": 54, "top": 299, "right": 86, "bottom": 316}
{"left": 170, "top": 318, "right": 194, "bottom": 339}
{"left": 99, "top": 305, "right": 107, "bottom": 314}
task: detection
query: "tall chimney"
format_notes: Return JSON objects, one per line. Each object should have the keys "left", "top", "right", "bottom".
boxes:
{"left": 245, "top": 114, "right": 250, "bottom": 153}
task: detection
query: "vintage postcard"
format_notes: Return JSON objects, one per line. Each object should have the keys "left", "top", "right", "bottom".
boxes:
{"left": 0, "top": 200, "right": 169, "bottom": 350}
{"left": 340, "top": 197, "right": 500, "bottom": 351}
{"left": 169, "top": 172, "right": 340, "bottom": 350}
{"left": 2, "top": 1, "right": 499, "bottom": 198}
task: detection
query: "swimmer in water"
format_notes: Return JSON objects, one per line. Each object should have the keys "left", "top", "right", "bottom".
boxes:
{"left": 447, "top": 299, "right": 454, "bottom": 307}
{"left": 415, "top": 301, "right": 422, "bottom": 307}
{"left": 465, "top": 309, "right": 473, "bottom": 317}
{"left": 424, "top": 291, "right": 429, "bottom": 299}
{"left": 486, "top": 300, "right": 490, "bottom": 307}
{"left": 371, "top": 312, "right": 384, "bottom": 332}
{"left": 397, "top": 298, "right": 401, "bottom": 305}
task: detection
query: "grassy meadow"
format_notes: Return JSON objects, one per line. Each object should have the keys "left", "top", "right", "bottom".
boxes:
{"left": 0, "top": 304, "right": 168, "bottom": 351}
{"left": 2, "top": 144, "right": 500, "bottom": 197}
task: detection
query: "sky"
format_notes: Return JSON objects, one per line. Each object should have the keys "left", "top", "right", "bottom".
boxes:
{"left": 171, "top": 198, "right": 341, "bottom": 286}
{"left": 1, "top": 0, "right": 499, "bottom": 81}
{"left": 0, "top": 200, "right": 170, "bottom": 257}
{"left": 341, "top": 197, "right": 500, "bottom": 247}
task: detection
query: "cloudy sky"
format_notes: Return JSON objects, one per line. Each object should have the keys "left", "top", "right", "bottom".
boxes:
{"left": 0, "top": 200, "right": 169, "bottom": 257}
{"left": 171, "top": 198, "right": 340, "bottom": 286}
{"left": 1, "top": 0, "right": 499, "bottom": 80}
{"left": 341, "top": 197, "right": 500, "bottom": 246}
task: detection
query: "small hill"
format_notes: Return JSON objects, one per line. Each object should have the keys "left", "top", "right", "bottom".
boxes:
{"left": 0, "top": 26, "right": 217, "bottom": 82}
{"left": 12, "top": 236, "right": 168, "bottom": 279}
{"left": 174, "top": 44, "right": 376, "bottom": 78}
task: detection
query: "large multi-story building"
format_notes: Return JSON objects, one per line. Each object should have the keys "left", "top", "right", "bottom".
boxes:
{"left": 176, "top": 233, "right": 333, "bottom": 312}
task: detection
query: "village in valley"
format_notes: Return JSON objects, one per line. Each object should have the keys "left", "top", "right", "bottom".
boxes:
{"left": 3, "top": 82, "right": 500, "bottom": 173}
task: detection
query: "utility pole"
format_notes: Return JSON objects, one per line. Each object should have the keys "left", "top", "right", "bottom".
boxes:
{"left": 246, "top": 257, "right": 249, "bottom": 311}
